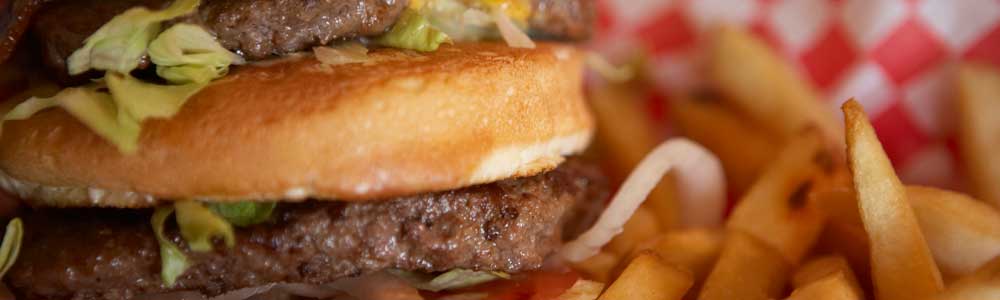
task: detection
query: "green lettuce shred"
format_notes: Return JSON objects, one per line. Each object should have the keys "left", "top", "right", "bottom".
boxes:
{"left": 106, "top": 72, "right": 203, "bottom": 120}
{"left": 67, "top": 0, "right": 201, "bottom": 75}
{"left": 5, "top": 20, "right": 236, "bottom": 154}
{"left": 207, "top": 202, "right": 277, "bottom": 227}
{"left": 0, "top": 218, "right": 23, "bottom": 280}
{"left": 377, "top": 9, "right": 451, "bottom": 52}
{"left": 391, "top": 269, "right": 510, "bottom": 292}
{"left": 148, "top": 23, "right": 244, "bottom": 84}
{"left": 174, "top": 200, "right": 235, "bottom": 252}
{"left": 16, "top": 87, "right": 143, "bottom": 153}
{"left": 151, "top": 206, "right": 191, "bottom": 287}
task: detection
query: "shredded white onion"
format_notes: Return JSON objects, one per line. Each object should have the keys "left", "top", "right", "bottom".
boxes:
{"left": 492, "top": 9, "right": 535, "bottom": 49}
{"left": 313, "top": 42, "right": 370, "bottom": 66}
{"left": 560, "top": 138, "right": 726, "bottom": 262}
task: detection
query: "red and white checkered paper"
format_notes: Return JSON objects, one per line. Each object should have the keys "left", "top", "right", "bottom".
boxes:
{"left": 591, "top": 0, "right": 1000, "bottom": 190}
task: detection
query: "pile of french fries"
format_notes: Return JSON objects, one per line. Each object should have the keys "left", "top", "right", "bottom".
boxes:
{"left": 577, "top": 26, "right": 1000, "bottom": 300}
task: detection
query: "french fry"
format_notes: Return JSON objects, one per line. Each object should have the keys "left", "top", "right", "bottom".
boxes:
{"left": 588, "top": 82, "right": 679, "bottom": 228}
{"left": 698, "top": 230, "right": 789, "bottom": 300}
{"left": 907, "top": 185, "right": 1000, "bottom": 278}
{"left": 955, "top": 63, "right": 1000, "bottom": 208}
{"left": 842, "top": 99, "right": 944, "bottom": 299}
{"left": 708, "top": 26, "right": 842, "bottom": 148}
{"left": 572, "top": 251, "right": 620, "bottom": 283}
{"left": 671, "top": 95, "right": 780, "bottom": 194}
{"left": 606, "top": 207, "right": 661, "bottom": 256}
{"left": 792, "top": 255, "right": 864, "bottom": 297}
{"left": 599, "top": 251, "right": 693, "bottom": 300}
{"left": 810, "top": 184, "right": 872, "bottom": 289}
{"left": 626, "top": 228, "right": 724, "bottom": 298}
{"left": 726, "top": 130, "right": 827, "bottom": 264}
{"left": 934, "top": 256, "right": 1000, "bottom": 300}
{"left": 785, "top": 272, "right": 863, "bottom": 300}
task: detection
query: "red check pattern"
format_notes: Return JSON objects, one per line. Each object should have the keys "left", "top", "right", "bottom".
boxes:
{"left": 593, "top": 0, "right": 1000, "bottom": 189}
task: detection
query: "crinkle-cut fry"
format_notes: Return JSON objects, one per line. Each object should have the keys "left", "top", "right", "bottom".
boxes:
{"left": 599, "top": 251, "right": 693, "bottom": 300}
{"left": 726, "top": 130, "right": 827, "bottom": 264}
{"left": 907, "top": 185, "right": 1000, "bottom": 278}
{"left": 708, "top": 25, "right": 842, "bottom": 149}
{"left": 955, "top": 63, "right": 1000, "bottom": 208}
{"left": 842, "top": 99, "right": 943, "bottom": 300}
{"left": 698, "top": 230, "right": 789, "bottom": 300}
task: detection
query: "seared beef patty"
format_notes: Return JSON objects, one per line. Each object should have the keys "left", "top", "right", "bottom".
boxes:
{"left": 6, "top": 159, "right": 607, "bottom": 300}
{"left": 5, "top": 0, "right": 592, "bottom": 79}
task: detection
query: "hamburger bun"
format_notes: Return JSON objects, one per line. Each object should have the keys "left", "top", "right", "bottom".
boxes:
{"left": 0, "top": 42, "right": 593, "bottom": 208}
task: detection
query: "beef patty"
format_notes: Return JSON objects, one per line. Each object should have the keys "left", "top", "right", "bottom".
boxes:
{"left": 7, "top": 0, "right": 592, "bottom": 80}
{"left": 5, "top": 159, "right": 607, "bottom": 300}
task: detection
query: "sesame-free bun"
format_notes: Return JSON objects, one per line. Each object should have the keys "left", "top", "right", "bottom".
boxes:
{"left": 0, "top": 42, "right": 593, "bottom": 208}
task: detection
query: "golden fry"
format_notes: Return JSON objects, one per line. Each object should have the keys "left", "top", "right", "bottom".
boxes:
{"left": 786, "top": 272, "right": 863, "bottom": 300}
{"left": 907, "top": 185, "right": 1000, "bottom": 278}
{"left": 599, "top": 251, "right": 693, "bottom": 300}
{"left": 670, "top": 96, "right": 779, "bottom": 193}
{"left": 934, "top": 256, "right": 1000, "bottom": 300}
{"left": 842, "top": 99, "right": 943, "bottom": 299}
{"left": 726, "top": 130, "right": 827, "bottom": 264}
{"left": 606, "top": 207, "right": 661, "bottom": 256}
{"left": 792, "top": 255, "right": 864, "bottom": 297}
{"left": 588, "top": 83, "right": 678, "bottom": 228}
{"left": 955, "top": 63, "right": 1000, "bottom": 208}
{"left": 627, "top": 228, "right": 724, "bottom": 297}
{"left": 698, "top": 230, "right": 789, "bottom": 300}
{"left": 572, "top": 251, "right": 620, "bottom": 284}
{"left": 708, "top": 26, "right": 842, "bottom": 148}
{"left": 810, "top": 185, "right": 872, "bottom": 287}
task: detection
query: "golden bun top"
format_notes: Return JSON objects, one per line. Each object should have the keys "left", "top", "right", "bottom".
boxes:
{"left": 0, "top": 42, "right": 593, "bottom": 208}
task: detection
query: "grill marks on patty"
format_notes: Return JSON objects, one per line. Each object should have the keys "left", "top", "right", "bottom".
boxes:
{"left": 6, "top": 159, "right": 608, "bottom": 300}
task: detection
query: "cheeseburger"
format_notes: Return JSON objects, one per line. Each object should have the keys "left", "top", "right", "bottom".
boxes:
{"left": 0, "top": 0, "right": 610, "bottom": 299}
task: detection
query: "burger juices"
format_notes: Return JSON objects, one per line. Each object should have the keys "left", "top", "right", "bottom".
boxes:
{"left": 0, "top": 0, "right": 607, "bottom": 299}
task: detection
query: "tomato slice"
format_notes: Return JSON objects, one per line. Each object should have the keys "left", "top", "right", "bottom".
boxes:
{"left": 427, "top": 270, "right": 579, "bottom": 300}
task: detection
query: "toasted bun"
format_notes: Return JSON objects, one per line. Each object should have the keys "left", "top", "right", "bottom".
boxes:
{"left": 0, "top": 42, "right": 593, "bottom": 208}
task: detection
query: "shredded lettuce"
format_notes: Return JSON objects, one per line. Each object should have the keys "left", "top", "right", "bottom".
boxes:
{"left": 148, "top": 23, "right": 244, "bottom": 84}
{"left": 418, "top": 0, "right": 533, "bottom": 45}
{"left": 19, "top": 87, "right": 143, "bottom": 153}
{"left": 378, "top": 9, "right": 451, "bottom": 52}
{"left": 174, "top": 200, "right": 235, "bottom": 252}
{"left": 0, "top": 218, "right": 23, "bottom": 280}
{"left": 0, "top": 97, "right": 59, "bottom": 134}
{"left": 207, "top": 202, "right": 276, "bottom": 227}
{"left": 106, "top": 72, "right": 203, "bottom": 120}
{"left": 67, "top": 0, "right": 201, "bottom": 75}
{"left": 46, "top": 0, "right": 231, "bottom": 155}
{"left": 2, "top": 74, "right": 202, "bottom": 154}
{"left": 151, "top": 206, "right": 191, "bottom": 287}
{"left": 391, "top": 269, "right": 510, "bottom": 292}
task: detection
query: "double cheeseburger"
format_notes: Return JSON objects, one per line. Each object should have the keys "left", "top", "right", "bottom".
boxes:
{"left": 0, "top": 0, "right": 609, "bottom": 299}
